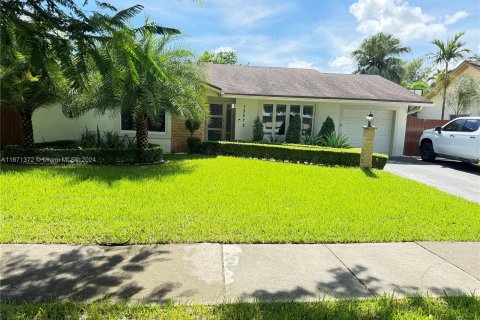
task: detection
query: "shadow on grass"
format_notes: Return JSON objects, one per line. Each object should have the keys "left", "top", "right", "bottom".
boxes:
{"left": 0, "top": 156, "right": 214, "bottom": 185}
{"left": 361, "top": 168, "right": 379, "bottom": 178}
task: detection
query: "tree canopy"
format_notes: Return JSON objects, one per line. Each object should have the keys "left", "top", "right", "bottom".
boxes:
{"left": 199, "top": 50, "right": 238, "bottom": 64}
{"left": 352, "top": 32, "right": 410, "bottom": 84}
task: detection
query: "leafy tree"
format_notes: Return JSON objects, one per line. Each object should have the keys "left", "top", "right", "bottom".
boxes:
{"left": 252, "top": 116, "right": 264, "bottom": 141}
{"left": 285, "top": 114, "right": 301, "bottom": 143}
{"left": 352, "top": 32, "right": 410, "bottom": 83}
{"left": 429, "top": 32, "right": 470, "bottom": 119}
{"left": 401, "top": 58, "right": 434, "bottom": 89}
{"left": 185, "top": 118, "right": 201, "bottom": 137}
{"left": 69, "top": 30, "right": 209, "bottom": 149}
{"left": 0, "top": 22, "right": 67, "bottom": 148}
{"left": 199, "top": 50, "right": 238, "bottom": 64}
{"left": 1, "top": 1, "right": 180, "bottom": 147}
{"left": 318, "top": 116, "right": 335, "bottom": 138}
{"left": 1, "top": 1, "right": 179, "bottom": 90}
{"left": 446, "top": 75, "right": 480, "bottom": 117}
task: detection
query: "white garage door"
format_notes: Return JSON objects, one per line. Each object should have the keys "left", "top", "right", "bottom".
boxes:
{"left": 341, "top": 109, "right": 394, "bottom": 155}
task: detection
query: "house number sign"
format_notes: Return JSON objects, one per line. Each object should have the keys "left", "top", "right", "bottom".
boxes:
{"left": 242, "top": 105, "right": 246, "bottom": 127}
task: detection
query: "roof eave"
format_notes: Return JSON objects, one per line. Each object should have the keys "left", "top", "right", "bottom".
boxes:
{"left": 220, "top": 92, "right": 432, "bottom": 105}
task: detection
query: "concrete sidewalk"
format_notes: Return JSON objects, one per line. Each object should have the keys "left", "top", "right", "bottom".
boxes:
{"left": 1, "top": 242, "right": 479, "bottom": 303}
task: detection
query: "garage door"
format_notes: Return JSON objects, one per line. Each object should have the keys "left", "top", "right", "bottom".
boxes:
{"left": 341, "top": 109, "right": 394, "bottom": 155}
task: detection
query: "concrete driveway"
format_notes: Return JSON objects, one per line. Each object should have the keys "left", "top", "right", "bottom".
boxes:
{"left": 384, "top": 157, "right": 480, "bottom": 204}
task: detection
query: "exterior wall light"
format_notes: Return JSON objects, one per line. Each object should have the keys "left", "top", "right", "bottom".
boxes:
{"left": 366, "top": 112, "right": 374, "bottom": 127}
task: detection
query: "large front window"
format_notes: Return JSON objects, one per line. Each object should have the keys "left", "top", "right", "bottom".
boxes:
{"left": 121, "top": 112, "right": 166, "bottom": 132}
{"left": 262, "top": 104, "right": 314, "bottom": 140}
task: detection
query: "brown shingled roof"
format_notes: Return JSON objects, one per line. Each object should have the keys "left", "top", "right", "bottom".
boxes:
{"left": 206, "top": 64, "right": 432, "bottom": 104}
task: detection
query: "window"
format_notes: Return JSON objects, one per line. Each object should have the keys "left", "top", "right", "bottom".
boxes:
{"left": 262, "top": 104, "right": 273, "bottom": 136}
{"left": 462, "top": 119, "right": 480, "bottom": 132}
{"left": 302, "top": 106, "right": 313, "bottom": 135}
{"left": 442, "top": 119, "right": 466, "bottom": 132}
{"left": 275, "top": 105, "right": 286, "bottom": 136}
{"left": 262, "top": 103, "right": 315, "bottom": 139}
{"left": 121, "top": 112, "right": 166, "bottom": 132}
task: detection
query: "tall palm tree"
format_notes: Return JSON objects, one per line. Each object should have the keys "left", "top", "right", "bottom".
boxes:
{"left": 0, "top": 22, "right": 67, "bottom": 148}
{"left": 69, "top": 29, "right": 209, "bottom": 149}
{"left": 352, "top": 32, "right": 410, "bottom": 84}
{"left": 429, "top": 32, "right": 470, "bottom": 119}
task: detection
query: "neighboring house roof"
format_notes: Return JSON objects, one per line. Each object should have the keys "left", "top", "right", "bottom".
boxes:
{"left": 426, "top": 60, "right": 480, "bottom": 99}
{"left": 206, "top": 64, "right": 431, "bottom": 104}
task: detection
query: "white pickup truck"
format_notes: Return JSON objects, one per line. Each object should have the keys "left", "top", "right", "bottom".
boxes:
{"left": 419, "top": 116, "right": 480, "bottom": 163}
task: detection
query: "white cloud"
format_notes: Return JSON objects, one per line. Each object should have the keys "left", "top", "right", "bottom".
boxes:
{"left": 349, "top": 0, "right": 446, "bottom": 40}
{"left": 213, "top": 46, "right": 236, "bottom": 53}
{"left": 210, "top": 0, "right": 293, "bottom": 29}
{"left": 287, "top": 59, "right": 319, "bottom": 70}
{"left": 444, "top": 11, "right": 469, "bottom": 25}
{"left": 328, "top": 56, "right": 355, "bottom": 73}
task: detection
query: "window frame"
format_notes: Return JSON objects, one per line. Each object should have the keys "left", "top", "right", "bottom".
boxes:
{"left": 120, "top": 111, "right": 168, "bottom": 135}
{"left": 262, "top": 103, "right": 315, "bottom": 139}
{"left": 442, "top": 118, "right": 467, "bottom": 132}
{"left": 461, "top": 119, "right": 480, "bottom": 132}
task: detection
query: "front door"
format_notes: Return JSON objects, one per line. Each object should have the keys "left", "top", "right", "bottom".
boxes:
{"left": 206, "top": 103, "right": 235, "bottom": 141}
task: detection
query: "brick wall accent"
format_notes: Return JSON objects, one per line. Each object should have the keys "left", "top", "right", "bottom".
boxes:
{"left": 171, "top": 117, "right": 205, "bottom": 153}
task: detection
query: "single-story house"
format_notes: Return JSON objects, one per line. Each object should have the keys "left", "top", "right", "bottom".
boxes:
{"left": 32, "top": 64, "right": 432, "bottom": 156}
{"left": 417, "top": 60, "right": 480, "bottom": 120}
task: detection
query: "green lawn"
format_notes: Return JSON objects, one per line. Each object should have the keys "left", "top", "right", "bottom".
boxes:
{"left": 2, "top": 296, "right": 479, "bottom": 320}
{"left": 1, "top": 155, "right": 479, "bottom": 243}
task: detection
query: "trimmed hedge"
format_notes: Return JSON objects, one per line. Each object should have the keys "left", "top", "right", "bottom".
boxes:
{"left": 1, "top": 145, "right": 163, "bottom": 165}
{"left": 199, "top": 141, "right": 388, "bottom": 169}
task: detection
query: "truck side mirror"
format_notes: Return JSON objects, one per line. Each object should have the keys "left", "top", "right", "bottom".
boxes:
{"left": 435, "top": 126, "right": 442, "bottom": 133}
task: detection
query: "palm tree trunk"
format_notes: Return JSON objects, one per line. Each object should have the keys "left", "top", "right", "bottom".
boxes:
{"left": 20, "top": 113, "right": 34, "bottom": 148}
{"left": 441, "top": 62, "right": 449, "bottom": 120}
{"left": 136, "top": 114, "right": 149, "bottom": 150}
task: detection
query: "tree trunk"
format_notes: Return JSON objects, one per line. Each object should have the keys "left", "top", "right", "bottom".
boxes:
{"left": 20, "top": 113, "right": 34, "bottom": 148}
{"left": 441, "top": 62, "right": 449, "bottom": 120}
{"left": 136, "top": 114, "right": 149, "bottom": 150}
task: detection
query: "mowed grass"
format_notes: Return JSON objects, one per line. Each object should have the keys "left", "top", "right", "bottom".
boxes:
{"left": 2, "top": 296, "right": 479, "bottom": 320}
{"left": 1, "top": 155, "right": 479, "bottom": 244}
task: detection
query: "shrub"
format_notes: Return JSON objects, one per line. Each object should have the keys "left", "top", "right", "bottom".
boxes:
{"left": 103, "top": 131, "right": 125, "bottom": 149}
{"left": 301, "top": 134, "right": 321, "bottom": 146}
{"left": 285, "top": 114, "right": 301, "bottom": 143}
{"left": 34, "top": 140, "right": 77, "bottom": 149}
{"left": 319, "top": 116, "right": 335, "bottom": 138}
{"left": 252, "top": 116, "right": 264, "bottom": 142}
{"left": 263, "top": 134, "right": 281, "bottom": 144}
{"left": 319, "top": 132, "right": 351, "bottom": 148}
{"left": 2, "top": 145, "right": 163, "bottom": 165}
{"left": 199, "top": 141, "right": 388, "bottom": 169}
{"left": 79, "top": 127, "right": 97, "bottom": 148}
{"left": 185, "top": 118, "right": 201, "bottom": 137}
{"left": 187, "top": 137, "right": 202, "bottom": 154}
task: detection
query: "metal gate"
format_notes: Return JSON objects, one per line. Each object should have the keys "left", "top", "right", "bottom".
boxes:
{"left": 403, "top": 116, "right": 448, "bottom": 156}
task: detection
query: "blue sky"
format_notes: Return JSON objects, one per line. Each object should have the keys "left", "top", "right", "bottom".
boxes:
{"left": 101, "top": 0, "right": 479, "bottom": 73}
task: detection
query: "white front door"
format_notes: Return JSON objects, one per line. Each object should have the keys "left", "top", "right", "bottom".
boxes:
{"left": 341, "top": 109, "right": 394, "bottom": 155}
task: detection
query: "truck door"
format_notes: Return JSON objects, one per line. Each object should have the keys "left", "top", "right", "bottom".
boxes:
{"left": 456, "top": 119, "right": 480, "bottom": 160}
{"left": 436, "top": 119, "right": 466, "bottom": 155}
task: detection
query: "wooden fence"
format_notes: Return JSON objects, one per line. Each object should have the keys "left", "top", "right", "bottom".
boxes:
{"left": 403, "top": 116, "right": 448, "bottom": 156}
{"left": 1, "top": 104, "right": 22, "bottom": 148}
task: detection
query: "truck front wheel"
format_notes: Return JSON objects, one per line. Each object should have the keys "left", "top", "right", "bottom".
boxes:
{"left": 420, "top": 142, "right": 436, "bottom": 162}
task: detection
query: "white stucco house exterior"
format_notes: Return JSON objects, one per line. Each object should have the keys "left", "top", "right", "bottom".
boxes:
{"left": 417, "top": 60, "right": 480, "bottom": 120}
{"left": 32, "top": 64, "right": 432, "bottom": 156}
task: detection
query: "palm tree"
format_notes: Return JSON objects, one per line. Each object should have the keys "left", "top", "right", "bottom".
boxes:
{"left": 429, "top": 32, "right": 470, "bottom": 119}
{"left": 352, "top": 32, "right": 410, "bottom": 84}
{"left": 0, "top": 22, "right": 67, "bottom": 148}
{"left": 69, "top": 29, "right": 209, "bottom": 149}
